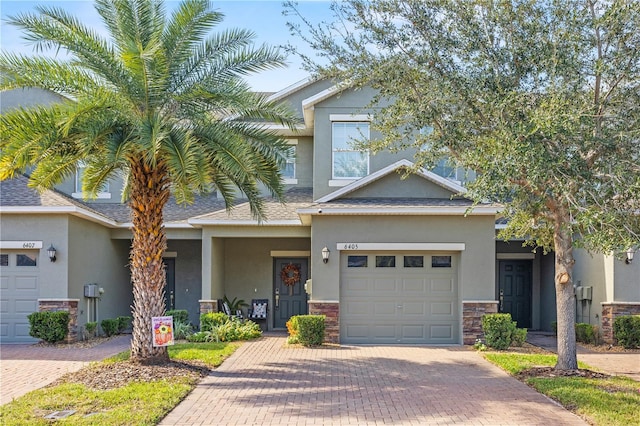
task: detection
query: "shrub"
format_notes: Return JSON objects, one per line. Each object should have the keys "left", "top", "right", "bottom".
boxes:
{"left": 117, "top": 316, "right": 131, "bottom": 333}
{"left": 200, "top": 312, "right": 229, "bottom": 332}
{"left": 187, "top": 318, "right": 261, "bottom": 342}
{"left": 174, "top": 321, "right": 194, "bottom": 340}
{"left": 27, "top": 311, "right": 69, "bottom": 343}
{"left": 166, "top": 309, "right": 189, "bottom": 324}
{"left": 289, "top": 315, "right": 325, "bottom": 346}
{"left": 286, "top": 316, "right": 300, "bottom": 344}
{"left": 84, "top": 321, "right": 98, "bottom": 339}
{"left": 511, "top": 328, "right": 527, "bottom": 347}
{"left": 613, "top": 315, "right": 640, "bottom": 349}
{"left": 575, "top": 322, "right": 595, "bottom": 345}
{"left": 551, "top": 321, "right": 557, "bottom": 335}
{"left": 101, "top": 318, "right": 120, "bottom": 337}
{"left": 482, "top": 313, "right": 516, "bottom": 350}
{"left": 188, "top": 331, "right": 215, "bottom": 343}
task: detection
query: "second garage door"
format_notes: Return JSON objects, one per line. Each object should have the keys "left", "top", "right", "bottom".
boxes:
{"left": 340, "top": 252, "right": 459, "bottom": 344}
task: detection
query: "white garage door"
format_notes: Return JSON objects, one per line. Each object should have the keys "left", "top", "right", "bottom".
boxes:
{"left": 0, "top": 252, "right": 40, "bottom": 343}
{"left": 341, "top": 252, "right": 459, "bottom": 344}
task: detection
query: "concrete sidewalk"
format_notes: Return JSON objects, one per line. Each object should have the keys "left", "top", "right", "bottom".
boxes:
{"left": 0, "top": 335, "right": 131, "bottom": 405}
{"left": 527, "top": 332, "right": 640, "bottom": 381}
{"left": 160, "top": 335, "right": 587, "bottom": 425}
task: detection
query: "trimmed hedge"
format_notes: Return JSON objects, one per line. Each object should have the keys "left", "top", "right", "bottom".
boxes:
{"left": 27, "top": 311, "right": 69, "bottom": 343}
{"left": 575, "top": 322, "right": 596, "bottom": 345}
{"left": 482, "top": 313, "right": 516, "bottom": 350}
{"left": 101, "top": 318, "right": 120, "bottom": 337}
{"left": 166, "top": 309, "right": 189, "bottom": 324}
{"left": 613, "top": 315, "right": 640, "bottom": 349}
{"left": 117, "top": 316, "right": 131, "bottom": 333}
{"left": 286, "top": 315, "right": 325, "bottom": 346}
{"left": 200, "top": 312, "right": 229, "bottom": 332}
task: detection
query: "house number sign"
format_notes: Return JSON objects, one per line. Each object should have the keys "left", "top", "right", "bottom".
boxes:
{"left": 341, "top": 243, "right": 359, "bottom": 250}
{"left": 0, "top": 241, "right": 43, "bottom": 249}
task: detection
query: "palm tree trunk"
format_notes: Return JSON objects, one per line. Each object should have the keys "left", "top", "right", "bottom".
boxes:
{"left": 553, "top": 211, "right": 578, "bottom": 370}
{"left": 129, "top": 159, "right": 170, "bottom": 364}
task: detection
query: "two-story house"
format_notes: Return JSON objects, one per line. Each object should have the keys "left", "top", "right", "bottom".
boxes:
{"left": 1, "top": 79, "right": 638, "bottom": 344}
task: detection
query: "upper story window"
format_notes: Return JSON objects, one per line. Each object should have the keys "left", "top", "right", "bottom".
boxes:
{"left": 73, "top": 162, "right": 111, "bottom": 199}
{"left": 332, "top": 122, "right": 369, "bottom": 179}
{"left": 280, "top": 143, "right": 296, "bottom": 184}
{"left": 433, "top": 157, "right": 464, "bottom": 184}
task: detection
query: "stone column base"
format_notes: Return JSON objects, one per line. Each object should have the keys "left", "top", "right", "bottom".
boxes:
{"left": 601, "top": 302, "right": 640, "bottom": 344}
{"left": 308, "top": 301, "right": 339, "bottom": 344}
{"left": 199, "top": 300, "right": 220, "bottom": 315}
{"left": 38, "top": 299, "right": 80, "bottom": 343}
{"left": 462, "top": 301, "right": 499, "bottom": 345}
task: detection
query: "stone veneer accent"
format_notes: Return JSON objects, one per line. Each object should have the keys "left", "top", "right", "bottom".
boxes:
{"left": 38, "top": 299, "right": 80, "bottom": 343}
{"left": 462, "top": 301, "right": 499, "bottom": 345}
{"left": 308, "top": 301, "right": 339, "bottom": 344}
{"left": 601, "top": 302, "right": 640, "bottom": 344}
{"left": 199, "top": 299, "right": 220, "bottom": 315}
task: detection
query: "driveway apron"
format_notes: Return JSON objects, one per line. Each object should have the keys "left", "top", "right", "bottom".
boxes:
{"left": 161, "top": 335, "right": 586, "bottom": 426}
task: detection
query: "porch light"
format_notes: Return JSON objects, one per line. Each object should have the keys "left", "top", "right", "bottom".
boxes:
{"left": 626, "top": 247, "right": 635, "bottom": 264}
{"left": 321, "top": 246, "right": 330, "bottom": 264}
{"left": 47, "top": 244, "right": 57, "bottom": 262}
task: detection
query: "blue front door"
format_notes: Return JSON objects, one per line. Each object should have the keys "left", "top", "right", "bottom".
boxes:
{"left": 274, "top": 258, "right": 308, "bottom": 329}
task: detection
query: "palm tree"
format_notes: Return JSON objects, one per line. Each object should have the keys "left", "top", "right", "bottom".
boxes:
{"left": 0, "top": 0, "right": 298, "bottom": 364}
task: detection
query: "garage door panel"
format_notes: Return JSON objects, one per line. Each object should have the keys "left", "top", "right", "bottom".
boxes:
{"left": 341, "top": 251, "right": 459, "bottom": 344}
{"left": 373, "top": 278, "right": 398, "bottom": 293}
{"left": 431, "top": 278, "right": 454, "bottom": 293}
{"left": 1, "top": 252, "right": 40, "bottom": 342}
{"left": 402, "top": 278, "right": 426, "bottom": 293}
{"left": 0, "top": 276, "right": 8, "bottom": 290}
{"left": 430, "top": 324, "right": 454, "bottom": 339}
{"left": 430, "top": 302, "right": 453, "bottom": 316}
{"left": 15, "top": 322, "right": 32, "bottom": 339}
{"left": 15, "top": 299, "right": 37, "bottom": 314}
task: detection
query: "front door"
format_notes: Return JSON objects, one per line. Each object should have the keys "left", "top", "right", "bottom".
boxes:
{"left": 164, "top": 258, "right": 176, "bottom": 311}
{"left": 274, "top": 258, "right": 308, "bottom": 329}
{"left": 498, "top": 260, "right": 532, "bottom": 328}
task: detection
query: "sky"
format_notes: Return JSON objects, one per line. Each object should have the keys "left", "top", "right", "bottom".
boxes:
{"left": 0, "top": 0, "right": 334, "bottom": 92}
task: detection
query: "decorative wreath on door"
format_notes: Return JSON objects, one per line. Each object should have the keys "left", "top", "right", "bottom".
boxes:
{"left": 280, "top": 263, "right": 301, "bottom": 287}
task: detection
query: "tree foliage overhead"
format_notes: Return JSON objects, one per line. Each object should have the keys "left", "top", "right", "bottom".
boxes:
{"left": 1, "top": 0, "right": 298, "bottom": 363}
{"left": 286, "top": 0, "right": 640, "bottom": 254}
{"left": 286, "top": 0, "right": 640, "bottom": 370}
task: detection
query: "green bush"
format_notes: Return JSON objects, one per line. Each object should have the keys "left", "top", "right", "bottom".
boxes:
{"left": 166, "top": 309, "right": 189, "bottom": 324}
{"left": 613, "top": 315, "right": 640, "bottom": 349}
{"left": 290, "top": 315, "right": 325, "bottom": 346}
{"left": 511, "top": 328, "right": 527, "bottom": 347}
{"left": 117, "top": 316, "right": 131, "bottom": 333}
{"left": 174, "top": 321, "right": 194, "bottom": 340}
{"left": 84, "top": 321, "right": 98, "bottom": 339}
{"left": 575, "top": 322, "right": 596, "bottom": 344}
{"left": 482, "top": 313, "right": 516, "bottom": 350}
{"left": 27, "top": 311, "right": 69, "bottom": 343}
{"left": 200, "top": 312, "right": 229, "bottom": 332}
{"left": 187, "top": 318, "right": 261, "bottom": 342}
{"left": 101, "top": 318, "right": 120, "bottom": 337}
{"left": 551, "top": 321, "right": 557, "bottom": 335}
{"left": 286, "top": 316, "right": 300, "bottom": 344}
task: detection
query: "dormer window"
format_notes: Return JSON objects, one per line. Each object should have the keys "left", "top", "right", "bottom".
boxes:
{"left": 281, "top": 141, "right": 297, "bottom": 184}
{"left": 332, "top": 121, "right": 369, "bottom": 179}
{"left": 72, "top": 162, "right": 111, "bottom": 199}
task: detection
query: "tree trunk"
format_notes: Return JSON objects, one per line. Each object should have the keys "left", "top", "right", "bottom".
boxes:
{"left": 129, "top": 159, "right": 171, "bottom": 364}
{"left": 553, "top": 212, "right": 578, "bottom": 370}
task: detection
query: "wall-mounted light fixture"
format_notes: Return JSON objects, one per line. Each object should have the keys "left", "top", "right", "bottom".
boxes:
{"left": 47, "top": 244, "right": 57, "bottom": 262}
{"left": 625, "top": 247, "right": 635, "bottom": 264}
{"left": 321, "top": 246, "right": 330, "bottom": 264}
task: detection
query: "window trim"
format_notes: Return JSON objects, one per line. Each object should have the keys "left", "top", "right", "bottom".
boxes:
{"left": 331, "top": 121, "right": 370, "bottom": 180}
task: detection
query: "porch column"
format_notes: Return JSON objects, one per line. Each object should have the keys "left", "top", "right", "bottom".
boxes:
{"left": 200, "top": 236, "right": 225, "bottom": 315}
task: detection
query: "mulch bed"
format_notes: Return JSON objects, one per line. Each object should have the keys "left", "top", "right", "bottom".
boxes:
{"left": 517, "top": 367, "right": 610, "bottom": 380}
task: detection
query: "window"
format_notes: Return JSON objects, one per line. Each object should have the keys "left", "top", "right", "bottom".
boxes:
{"left": 17, "top": 253, "right": 37, "bottom": 267}
{"left": 332, "top": 122, "right": 369, "bottom": 179}
{"left": 404, "top": 256, "right": 424, "bottom": 268}
{"left": 73, "top": 162, "right": 110, "bottom": 199}
{"left": 432, "top": 256, "right": 452, "bottom": 268}
{"left": 281, "top": 145, "right": 296, "bottom": 180}
{"left": 0, "top": 254, "right": 8, "bottom": 266}
{"left": 348, "top": 256, "right": 368, "bottom": 267}
{"left": 376, "top": 256, "right": 396, "bottom": 267}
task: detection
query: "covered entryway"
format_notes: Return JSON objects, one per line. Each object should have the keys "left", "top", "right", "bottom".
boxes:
{"left": 0, "top": 251, "right": 40, "bottom": 343}
{"left": 340, "top": 251, "right": 459, "bottom": 344}
{"left": 498, "top": 260, "right": 532, "bottom": 328}
{"left": 274, "top": 258, "right": 308, "bottom": 329}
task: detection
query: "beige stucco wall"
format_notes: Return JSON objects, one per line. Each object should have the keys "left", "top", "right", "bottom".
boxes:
{"left": 613, "top": 254, "right": 640, "bottom": 302}
{"left": 0, "top": 214, "right": 70, "bottom": 298}
{"left": 309, "top": 215, "right": 496, "bottom": 302}
{"left": 67, "top": 216, "right": 131, "bottom": 327}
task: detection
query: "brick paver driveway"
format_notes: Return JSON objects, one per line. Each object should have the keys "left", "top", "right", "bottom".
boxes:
{"left": 161, "top": 335, "right": 586, "bottom": 425}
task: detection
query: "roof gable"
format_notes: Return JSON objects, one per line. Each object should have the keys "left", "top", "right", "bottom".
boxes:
{"left": 315, "top": 159, "right": 467, "bottom": 203}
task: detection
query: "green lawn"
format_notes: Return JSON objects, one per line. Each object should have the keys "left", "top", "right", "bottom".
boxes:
{"left": 483, "top": 352, "right": 640, "bottom": 426}
{"left": 0, "top": 342, "right": 239, "bottom": 426}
